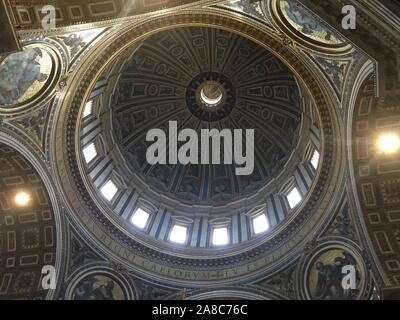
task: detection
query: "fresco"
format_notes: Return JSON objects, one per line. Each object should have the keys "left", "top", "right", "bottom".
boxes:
{"left": 56, "top": 28, "right": 105, "bottom": 61}
{"left": 223, "top": 0, "right": 265, "bottom": 21}
{"left": 71, "top": 274, "right": 126, "bottom": 300}
{"left": 315, "top": 57, "right": 348, "bottom": 94}
{"left": 0, "top": 47, "right": 52, "bottom": 106}
{"left": 279, "top": 0, "right": 344, "bottom": 45}
{"left": 307, "top": 249, "right": 363, "bottom": 300}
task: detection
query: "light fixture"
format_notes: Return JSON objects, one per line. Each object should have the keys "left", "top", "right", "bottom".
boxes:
{"left": 212, "top": 227, "right": 229, "bottom": 246}
{"left": 253, "top": 214, "right": 269, "bottom": 234}
{"left": 131, "top": 208, "right": 150, "bottom": 229}
{"left": 169, "top": 225, "right": 187, "bottom": 244}
{"left": 377, "top": 133, "right": 400, "bottom": 154}
{"left": 15, "top": 191, "right": 31, "bottom": 207}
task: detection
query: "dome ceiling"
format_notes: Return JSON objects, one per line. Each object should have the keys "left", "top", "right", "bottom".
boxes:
{"left": 57, "top": 12, "right": 336, "bottom": 283}
{"left": 107, "top": 27, "right": 303, "bottom": 207}
{"left": 76, "top": 23, "right": 321, "bottom": 258}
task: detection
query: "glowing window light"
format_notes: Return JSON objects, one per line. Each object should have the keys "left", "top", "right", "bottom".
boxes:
{"left": 287, "top": 187, "right": 302, "bottom": 209}
{"left": 131, "top": 208, "right": 150, "bottom": 229}
{"left": 311, "top": 150, "right": 320, "bottom": 169}
{"left": 212, "top": 227, "right": 229, "bottom": 246}
{"left": 100, "top": 180, "right": 118, "bottom": 202}
{"left": 82, "top": 143, "right": 97, "bottom": 163}
{"left": 83, "top": 100, "right": 93, "bottom": 118}
{"left": 169, "top": 225, "right": 187, "bottom": 244}
{"left": 253, "top": 214, "right": 269, "bottom": 234}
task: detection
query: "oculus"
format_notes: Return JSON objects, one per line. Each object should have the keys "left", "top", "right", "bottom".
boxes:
{"left": 199, "top": 81, "right": 224, "bottom": 107}
{"left": 186, "top": 72, "right": 236, "bottom": 122}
